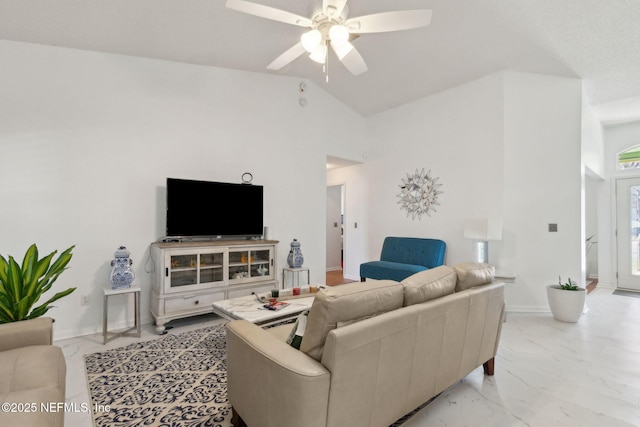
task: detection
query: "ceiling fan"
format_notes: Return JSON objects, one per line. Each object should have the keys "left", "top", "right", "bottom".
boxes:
{"left": 225, "top": 0, "right": 432, "bottom": 77}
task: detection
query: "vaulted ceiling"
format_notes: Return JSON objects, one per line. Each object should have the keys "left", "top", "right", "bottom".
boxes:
{"left": 1, "top": 0, "right": 639, "bottom": 124}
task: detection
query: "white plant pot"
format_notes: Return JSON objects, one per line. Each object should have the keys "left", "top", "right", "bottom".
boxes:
{"left": 546, "top": 284, "right": 586, "bottom": 323}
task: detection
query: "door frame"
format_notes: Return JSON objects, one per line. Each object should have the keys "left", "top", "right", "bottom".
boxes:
{"left": 615, "top": 177, "right": 640, "bottom": 290}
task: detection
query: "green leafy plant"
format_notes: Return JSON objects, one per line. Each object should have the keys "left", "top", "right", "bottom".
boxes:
{"left": 558, "top": 276, "right": 579, "bottom": 291}
{"left": 0, "top": 244, "right": 76, "bottom": 323}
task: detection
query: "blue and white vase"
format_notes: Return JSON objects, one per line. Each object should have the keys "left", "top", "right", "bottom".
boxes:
{"left": 286, "top": 239, "right": 304, "bottom": 268}
{"left": 109, "top": 246, "right": 135, "bottom": 289}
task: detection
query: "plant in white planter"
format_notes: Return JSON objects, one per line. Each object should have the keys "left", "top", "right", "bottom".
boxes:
{"left": 546, "top": 276, "right": 586, "bottom": 323}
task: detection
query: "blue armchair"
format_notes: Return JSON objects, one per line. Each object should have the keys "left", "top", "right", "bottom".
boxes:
{"left": 360, "top": 237, "right": 446, "bottom": 282}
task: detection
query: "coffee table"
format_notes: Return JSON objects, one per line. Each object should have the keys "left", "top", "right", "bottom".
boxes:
{"left": 212, "top": 293, "right": 314, "bottom": 328}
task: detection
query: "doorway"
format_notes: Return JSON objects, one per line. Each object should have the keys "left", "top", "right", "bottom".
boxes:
{"left": 616, "top": 178, "right": 640, "bottom": 290}
{"left": 326, "top": 185, "right": 344, "bottom": 281}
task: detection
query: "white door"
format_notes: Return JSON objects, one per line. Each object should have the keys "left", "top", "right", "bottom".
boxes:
{"left": 326, "top": 185, "right": 343, "bottom": 271}
{"left": 616, "top": 178, "right": 640, "bottom": 290}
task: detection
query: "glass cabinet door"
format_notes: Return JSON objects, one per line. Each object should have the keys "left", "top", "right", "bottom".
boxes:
{"left": 228, "top": 247, "right": 273, "bottom": 282}
{"left": 166, "top": 250, "right": 225, "bottom": 292}
{"left": 250, "top": 249, "right": 271, "bottom": 278}
{"left": 228, "top": 250, "right": 250, "bottom": 281}
{"left": 169, "top": 254, "right": 198, "bottom": 287}
{"left": 199, "top": 252, "right": 224, "bottom": 284}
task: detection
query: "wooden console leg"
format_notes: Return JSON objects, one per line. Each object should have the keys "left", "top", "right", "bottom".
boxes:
{"left": 231, "top": 407, "right": 247, "bottom": 427}
{"left": 483, "top": 357, "right": 495, "bottom": 376}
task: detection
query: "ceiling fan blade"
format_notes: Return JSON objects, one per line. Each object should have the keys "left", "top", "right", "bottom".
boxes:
{"left": 323, "top": 0, "right": 347, "bottom": 18}
{"left": 267, "top": 42, "right": 307, "bottom": 70}
{"left": 226, "top": 0, "right": 312, "bottom": 27}
{"left": 339, "top": 44, "right": 368, "bottom": 76}
{"left": 346, "top": 10, "right": 432, "bottom": 33}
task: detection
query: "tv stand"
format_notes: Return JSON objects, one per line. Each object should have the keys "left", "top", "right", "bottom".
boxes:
{"left": 150, "top": 239, "right": 278, "bottom": 334}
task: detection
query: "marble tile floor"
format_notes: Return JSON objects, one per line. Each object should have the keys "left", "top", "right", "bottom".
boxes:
{"left": 57, "top": 288, "right": 640, "bottom": 427}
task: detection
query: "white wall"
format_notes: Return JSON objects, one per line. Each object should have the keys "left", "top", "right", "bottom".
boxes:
{"left": 0, "top": 40, "right": 366, "bottom": 339}
{"left": 581, "top": 92, "right": 606, "bottom": 284}
{"left": 364, "top": 73, "right": 506, "bottom": 264}
{"left": 329, "top": 74, "right": 505, "bottom": 279}
{"left": 330, "top": 71, "right": 585, "bottom": 313}
{"left": 502, "top": 72, "right": 583, "bottom": 311}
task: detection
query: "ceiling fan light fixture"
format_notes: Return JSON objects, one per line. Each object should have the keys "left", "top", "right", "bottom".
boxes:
{"left": 329, "top": 24, "right": 350, "bottom": 46}
{"left": 301, "top": 29, "right": 322, "bottom": 52}
{"left": 309, "top": 43, "right": 328, "bottom": 64}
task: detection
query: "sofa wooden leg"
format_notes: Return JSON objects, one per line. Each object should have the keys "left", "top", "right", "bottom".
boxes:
{"left": 483, "top": 357, "right": 495, "bottom": 376}
{"left": 231, "top": 407, "right": 247, "bottom": 427}
{"left": 360, "top": 277, "right": 365, "bottom": 282}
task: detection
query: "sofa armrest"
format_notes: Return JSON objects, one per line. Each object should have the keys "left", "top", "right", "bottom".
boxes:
{"left": 226, "top": 320, "right": 330, "bottom": 427}
{"left": 0, "top": 317, "right": 53, "bottom": 352}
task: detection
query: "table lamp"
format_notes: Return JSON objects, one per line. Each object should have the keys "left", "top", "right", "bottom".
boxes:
{"left": 464, "top": 219, "right": 503, "bottom": 263}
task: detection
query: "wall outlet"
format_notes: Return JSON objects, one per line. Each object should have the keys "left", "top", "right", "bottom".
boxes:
{"left": 81, "top": 294, "right": 91, "bottom": 306}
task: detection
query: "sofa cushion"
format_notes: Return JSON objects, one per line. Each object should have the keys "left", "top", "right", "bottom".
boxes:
{"left": 299, "top": 280, "right": 403, "bottom": 361}
{"left": 359, "top": 261, "right": 428, "bottom": 282}
{"left": 401, "top": 265, "right": 457, "bottom": 306}
{"left": 454, "top": 262, "right": 495, "bottom": 291}
{"left": 0, "top": 345, "right": 65, "bottom": 394}
{"left": 0, "top": 345, "right": 66, "bottom": 427}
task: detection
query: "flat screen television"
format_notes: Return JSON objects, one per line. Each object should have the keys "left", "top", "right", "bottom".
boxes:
{"left": 166, "top": 178, "right": 264, "bottom": 239}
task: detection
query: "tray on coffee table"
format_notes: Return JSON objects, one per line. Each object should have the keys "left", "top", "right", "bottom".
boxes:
{"left": 212, "top": 293, "right": 314, "bottom": 328}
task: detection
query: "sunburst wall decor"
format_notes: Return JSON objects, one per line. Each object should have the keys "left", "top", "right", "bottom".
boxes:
{"left": 397, "top": 169, "right": 443, "bottom": 220}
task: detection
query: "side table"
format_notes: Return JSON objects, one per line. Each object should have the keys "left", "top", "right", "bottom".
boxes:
{"left": 282, "top": 267, "right": 310, "bottom": 288}
{"left": 103, "top": 286, "right": 141, "bottom": 344}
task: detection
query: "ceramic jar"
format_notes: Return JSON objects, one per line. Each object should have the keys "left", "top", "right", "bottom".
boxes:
{"left": 286, "top": 239, "right": 304, "bottom": 268}
{"left": 109, "top": 246, "right": 135, "bottom": 289}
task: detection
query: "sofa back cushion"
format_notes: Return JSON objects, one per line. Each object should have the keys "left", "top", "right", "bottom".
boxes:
{"left": 453, "top": 262, "right": 495, "bottom": 291}
{"left": 380, "top": 237, "right": 446, "bottom": 268}
{"left": 299, "top": 280, "right": 403, "bottom": 361}
{"left": 401, "top": 265, "right": 457, "bottom": 306}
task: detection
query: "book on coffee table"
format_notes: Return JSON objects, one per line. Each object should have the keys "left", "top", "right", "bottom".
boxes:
{"left": 262, "top": 301, "right": 290, "bottom": 311}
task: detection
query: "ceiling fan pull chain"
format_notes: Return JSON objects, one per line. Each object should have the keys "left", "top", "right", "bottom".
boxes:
{"left": 325, "top": 41, "right": 330, "bottom": 83}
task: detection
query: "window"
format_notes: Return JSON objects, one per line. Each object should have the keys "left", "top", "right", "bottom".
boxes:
{"left": 618, "top": 145, "right": 640, "bottom": 170}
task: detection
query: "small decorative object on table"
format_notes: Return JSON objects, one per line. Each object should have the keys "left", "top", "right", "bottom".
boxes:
{"left": 287, "top": 238, "right": 304, "bottom": 268}
{"left": 109, "top": 246, "right": 135, "bottom": 289}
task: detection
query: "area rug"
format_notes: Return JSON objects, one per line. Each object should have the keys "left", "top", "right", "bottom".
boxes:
{"left": 613, "top": 289, "right": 640, "bottom": 298}
{"left": 84, "top": 324, "right": 231, "bottom": 427}
{"left": 84, "top": 322, "right": 426, "bottom": 427}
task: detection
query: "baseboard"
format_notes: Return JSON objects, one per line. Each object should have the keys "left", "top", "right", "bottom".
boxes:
{"left": 343, "top": 274, "right": 360, "bottom": 281}
{"left": 325, "top": 267, "right": 342, "bottom": 272}
{"left": 505, "top": 305, "right": 550, "bottom": 314}
{"left": 54, "top": 316, "right": 154, "bottom": 341}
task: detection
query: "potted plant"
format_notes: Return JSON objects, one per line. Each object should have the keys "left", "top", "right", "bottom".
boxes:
{"left": 0, "top": 244, "right": 76, "bottom": 323}
{"left": 546, "top": 276, "right": 586, "bottom": 323}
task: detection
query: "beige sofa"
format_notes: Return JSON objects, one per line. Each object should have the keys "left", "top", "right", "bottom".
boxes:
{"left": 226, "top": 264, "right": 504, "bottom": 427}
{"left": 0, "top": 317, "right": 67, "bottom": 427}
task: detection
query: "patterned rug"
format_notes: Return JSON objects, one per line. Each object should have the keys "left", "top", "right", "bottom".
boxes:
{"left": 84, "top": 324, "right": 231, "bottom": 427}
{"left": 84, "top": 322, "right": 428, "bottom": 427}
